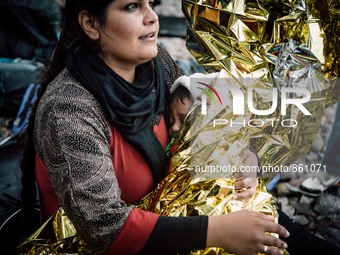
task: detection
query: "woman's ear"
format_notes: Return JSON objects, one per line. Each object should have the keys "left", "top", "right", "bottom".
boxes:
{"left": 78, "top": 10, "right": 99, "bottom": 40}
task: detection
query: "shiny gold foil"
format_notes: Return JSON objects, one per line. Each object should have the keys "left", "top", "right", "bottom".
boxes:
{"left": 137, "top": 70, "right": 288, "bottom": 254}
{"left": 182, "top": 0, "right": 339, "bottom": 180}
{"left": 139, "top": 173, "right": 282, "bottom": 255}
{"left": 17, "top": 208, "right": 95, "bottom": 255}
{"left": 183, "top": 0, "right": 339, "bottom": 78}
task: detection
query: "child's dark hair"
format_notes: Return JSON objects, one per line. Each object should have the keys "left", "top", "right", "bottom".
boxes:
{"left": 169, "top": 85, "right": 193, "bottom": 106}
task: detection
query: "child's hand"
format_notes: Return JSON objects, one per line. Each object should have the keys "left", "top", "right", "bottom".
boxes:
{"left": 233, "top": 149, "right": 259, "bottom": 200}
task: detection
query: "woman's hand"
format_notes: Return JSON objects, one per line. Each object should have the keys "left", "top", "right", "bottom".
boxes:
{"left": 207, "top": 211, "right": 289, "bottom": 255}
{"left": 233, "top": 149, "right": 259, "bottom": 200}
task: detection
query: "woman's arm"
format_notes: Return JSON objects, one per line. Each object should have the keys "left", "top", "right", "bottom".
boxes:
{"left": 34, "top": 73, "right": 156, "bottom": 253}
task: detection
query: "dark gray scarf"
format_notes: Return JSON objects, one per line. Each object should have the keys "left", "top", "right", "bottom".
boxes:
{"left": 65, "top": 47, "right": 169, "bottom": 184}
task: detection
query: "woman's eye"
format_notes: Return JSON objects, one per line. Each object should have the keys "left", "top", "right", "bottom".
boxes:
{"left": 125, "top": 3, "right": 139, "bottom": 12}
{"left": 149, "top": 1, "right": 155, "bottom": 8}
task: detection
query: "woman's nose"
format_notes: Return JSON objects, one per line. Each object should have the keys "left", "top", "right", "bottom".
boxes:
{"left": 144, "top": 5, "right": 159, "bottom": 25}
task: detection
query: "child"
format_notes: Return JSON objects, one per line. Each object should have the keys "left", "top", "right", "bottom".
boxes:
{"left": 168, "top": 72, "right": 260, "bottom": 197}
{"left": 169, "top": 84, "right": 193, "bottom": 136}
{"left": 168, "top": 71, "right": 219, "bottom": 137}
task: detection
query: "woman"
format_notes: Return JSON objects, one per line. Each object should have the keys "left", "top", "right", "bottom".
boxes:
{"left": 19, "top": 0, "right": 290, "bottom": 254}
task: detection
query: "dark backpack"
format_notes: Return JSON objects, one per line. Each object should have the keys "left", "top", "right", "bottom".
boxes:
{"left": 0, "top": 58, "right": 44, "bottom": 118}
{"left": 0, "top": 0, "right": 61, "bottom": 65}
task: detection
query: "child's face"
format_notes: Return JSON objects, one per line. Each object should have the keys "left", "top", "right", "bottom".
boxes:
{"left": 169, "top": 97, "right": 192, "bottom": 135}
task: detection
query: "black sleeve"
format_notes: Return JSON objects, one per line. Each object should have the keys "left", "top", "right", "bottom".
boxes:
{"left": 139, "top": 215, "right": 208, "bottom": 255}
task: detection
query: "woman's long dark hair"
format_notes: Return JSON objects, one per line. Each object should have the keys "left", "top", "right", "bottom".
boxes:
{"left": 20, "top": 0, "right": 114, "bottom": 221}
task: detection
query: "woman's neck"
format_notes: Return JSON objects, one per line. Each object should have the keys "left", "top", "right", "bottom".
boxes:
{"left": 115, "top": 68, "right": 135, "bottom": 83}
{"left": 104, "top": 59, "right": 136, "bottom": 84}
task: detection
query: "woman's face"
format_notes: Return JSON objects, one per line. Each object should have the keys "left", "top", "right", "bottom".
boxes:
{"left": 99, "top": 0, "right": 159, "bottom": 70}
